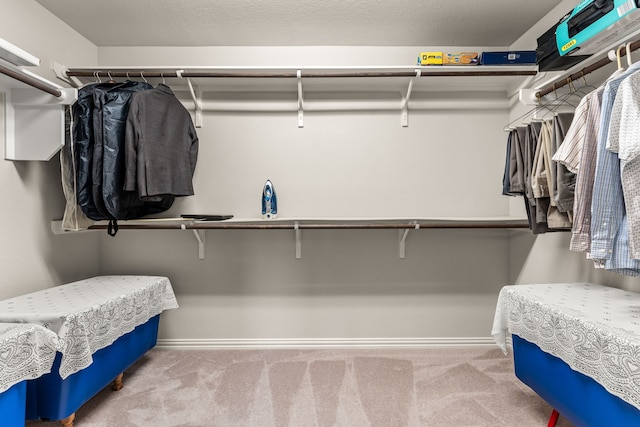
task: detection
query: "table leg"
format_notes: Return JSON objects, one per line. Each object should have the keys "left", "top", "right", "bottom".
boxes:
{"left": 111, "top": 373, "right": 124, "bottom": 391}
{"left": 547, "top": 409, "right": 560, "bottom": 427}
{"left": 60, "top": 413, "right": 75, "bottom": 427}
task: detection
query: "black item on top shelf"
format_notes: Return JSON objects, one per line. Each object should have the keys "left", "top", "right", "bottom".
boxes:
{"left": 537, "top": 15, "right": 590, "bottom": 72}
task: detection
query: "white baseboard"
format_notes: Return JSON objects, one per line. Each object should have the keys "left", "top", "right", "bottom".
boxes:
{"left": 155, "top": 337, "right": 497, "bottom": 350}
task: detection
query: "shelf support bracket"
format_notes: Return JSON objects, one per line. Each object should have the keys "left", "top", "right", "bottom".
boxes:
{"left": 518, "top": 88, "right": 540, "bottom": 106}
{"left": 294, "top": 221, "right": 302, "bottom": 259}
{"left": 182, "top": 224, "right": 206, "bottom": 260}
{"left": 178, "top": 70, "right": 203, "bottom": 128}
{"left": 297, "top": 70, "right": 304, "bottom": 128}
{"left": 52, "top": 61, "right": 82, "bottom": 88}
{"left": 399, "top": 221, "right": 419, "bottom": 259}
{"left": 401, "top": 70, "right": 420, "bottom": 127}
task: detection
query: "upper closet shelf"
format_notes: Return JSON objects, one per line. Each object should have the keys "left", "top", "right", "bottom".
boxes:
{"left": 0, "top": 38, "right": 76, "bottom": 161}
{"left": 62, "top": 65, "right": 537, "bottom": 128}
{"left": 63, "top": 65, "right": 538, "bottom": 92}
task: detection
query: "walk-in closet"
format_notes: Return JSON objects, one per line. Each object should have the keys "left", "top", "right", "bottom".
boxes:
{"left": 2, "top": 1, "right": 640, "bottom": 426}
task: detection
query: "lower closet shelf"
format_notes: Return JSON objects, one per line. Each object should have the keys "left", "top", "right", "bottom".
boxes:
{"left": 52, "top": 217, "right": 529, "bottom": 260}
{"left": 83, "top": 216, "right": 530, "bottom": 229}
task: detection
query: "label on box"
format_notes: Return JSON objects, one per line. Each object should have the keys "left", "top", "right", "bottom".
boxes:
{"left": 419, "top": 52, "right": 443, "bottom": 65}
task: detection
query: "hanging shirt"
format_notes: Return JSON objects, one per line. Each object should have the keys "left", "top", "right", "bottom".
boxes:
{"left": 552, "top": 90, "right": 602, "bottom": 252}
{"left": 590, "top": 65, "right": 640, "bottom": 265}
{"left": 615, "top": 72, "right": 640, "bottom": 260}
{"left": 594, "top": 81, "right": 640, "bottom": 275}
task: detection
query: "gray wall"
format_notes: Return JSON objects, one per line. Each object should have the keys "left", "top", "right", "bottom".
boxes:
{"left": 91, "top": 45, "right": 516, "bottom": 344}
{"left": 0, "top": 0, "right": 99, "bottom": 299}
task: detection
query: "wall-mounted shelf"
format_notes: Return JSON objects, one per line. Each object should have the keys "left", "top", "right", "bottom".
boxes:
{"left": 0, "top": 38, "right": 76, "bottom": 161}
{"left": 61, "top": 65, "right": 537, "bottom": 128}
{"left": 53, "top": 217, "right": 529, "bottom": 260}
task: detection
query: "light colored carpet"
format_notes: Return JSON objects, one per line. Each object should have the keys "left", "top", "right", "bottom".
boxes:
{"left": 27, "top": 347, "right": 573, "bottom": 426}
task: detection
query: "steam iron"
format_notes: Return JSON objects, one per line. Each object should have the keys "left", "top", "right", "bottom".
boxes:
{"left": 262, "top": 180, "right": 277, "bottom": 219}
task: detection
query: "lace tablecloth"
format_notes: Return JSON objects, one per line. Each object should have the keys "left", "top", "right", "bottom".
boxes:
{"left": 0, "top": 276, "right": 178, "bottom": 379}
{"left": 0, "top": 323, "right": 58, "bottom": 393}
{"left": 492, "top": 283, "right": 640, "bottom": 410}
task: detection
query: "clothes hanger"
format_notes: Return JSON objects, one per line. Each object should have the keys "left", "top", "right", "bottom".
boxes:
{"left": 503, "top": 75, "right": 590, "bottom": 131}
{"left": 626, "top": 42, "right": 634, "bottom": 66}
{"left": 541, "top": 76, "right": 595, "bottom": 119}
{"left": 503, "top": 92, "right": 559, "bottom": 131}
{"left": 617, "top": 45, "right": 625, "bottom": 70}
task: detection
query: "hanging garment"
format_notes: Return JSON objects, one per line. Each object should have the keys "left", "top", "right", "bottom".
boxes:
{"left": 552, "top": 113, "right": 576, "bottom": 215}
{"left": 60, "top": 105, "right": 94, "bottom": 231}
{"left": 614, "top": 71, "right": 640, "bottom": 261}
{"left": 123, "top": 83, "right": 199, "bottom": 199}
{"left": 522, "top": 122, "right": 550, "bottom": 234}
{"left": 92, "top": 81, "right": 174, "bottom": 224}
{"left": 531, "top": 120, "right": 551, "bottom": 225}
{"left": 542, "top": 118, "right": 571, "bottom": 230}
{"left": 73, "top": 82, "right": 112, "bottom": 220}
{"left": 590, "top": 64, "right": 640, "bottom": 267}
{"left": 509, "top": 127, "right": 527, "bottom": 195}
{"left": 502, "top": 131, "right": 513, "bottom": 196}
{"left": 553, "top": 88, "right": 602, "bottom": 253}
{"left": 589, "top": 64, "right": 640, "bottom": 275}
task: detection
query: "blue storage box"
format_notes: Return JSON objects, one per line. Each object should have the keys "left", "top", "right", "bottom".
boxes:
{"left": 513, "top": 334, "right": 640, "bottom": 426}
{"left": 494, "top": 283, "right": 640, "bottom": 426}
{"left": 1, "top": 381, "right": 27, "bottom": 427}
{"left": 0, "top": 323, "right": 58, "bottom": 427}
{"left": 26, "top": 315, "right": 160, "bottom": 421}
{"left": 0, "top": 275, "right": 178, "bottom": 424}
{"left": 480, "top": 51, "right": 537, "bottom": 65}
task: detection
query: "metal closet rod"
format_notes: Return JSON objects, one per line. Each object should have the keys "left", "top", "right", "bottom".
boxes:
{"left": 66, "top": 69, "right": 537, "bottom": 79}
{"left": 0, "top": 62, "right": 62, "bottom": 97}
{"left": 536, "top": 39, "right": 640, "bottom": 99}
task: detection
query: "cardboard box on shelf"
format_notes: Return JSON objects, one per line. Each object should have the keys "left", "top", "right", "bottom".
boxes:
{"left": 442, "top": 52, "right": 479, "bottom": 65}
{"left": 480, "top": 51, "right": 537, "bottom": 65}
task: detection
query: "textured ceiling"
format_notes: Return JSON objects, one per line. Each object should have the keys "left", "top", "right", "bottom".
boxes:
{"left": 35, "top": 0, "right": 562, "bottom": 47}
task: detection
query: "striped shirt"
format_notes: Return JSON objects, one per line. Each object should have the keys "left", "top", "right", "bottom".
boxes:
{"left": 553, "top": 89, "right": 602, "bottom": 252}
{"left": 616, "top": 72, "right": 640, "bottom": 260}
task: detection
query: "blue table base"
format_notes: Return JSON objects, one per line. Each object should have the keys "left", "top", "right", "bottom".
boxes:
{"left": 512, "top": 334, "right": 640, "bottom": 427}
{"left": 0, "top": 381, "right": 27, "bottom": 427}
{"left": 26, "top": 314, "right": 160, "bottom": 422}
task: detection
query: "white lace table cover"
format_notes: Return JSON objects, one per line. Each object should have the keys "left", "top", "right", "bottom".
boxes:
{"left": 0, "top": 323, "right": 58, "bottom": 393}
{"left": 492, "top": 283, "right": 640, "bottom": 411}
{"left": 0, "top": 276, "right": 178, "bottom": 379}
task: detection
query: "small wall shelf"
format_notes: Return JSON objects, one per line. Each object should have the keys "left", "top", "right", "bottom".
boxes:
{"left": 0, "top": 39, "right": 76, "bottom": 161}
{"left": 53, "top": 217, "right": 530, "bottom": 260}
